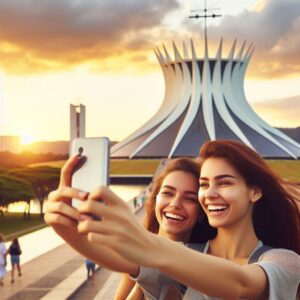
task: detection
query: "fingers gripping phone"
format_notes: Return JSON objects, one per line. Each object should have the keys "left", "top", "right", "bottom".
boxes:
{"left": 71, "top": 137, "right": 110, "bottom": 208}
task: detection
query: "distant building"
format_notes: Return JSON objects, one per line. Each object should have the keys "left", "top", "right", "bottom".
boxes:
{"left": 0, "top": 135, "right": 21, "bottom": 153}
{"left": 70, "top": 103, "right": 85, "bottom": 143}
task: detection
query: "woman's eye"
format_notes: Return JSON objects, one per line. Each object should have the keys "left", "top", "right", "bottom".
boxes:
{"left": 219, "top": 181, "right": 231, "bottom": 186}
{"left": 199, "top": 182, "right": 209, "bottom": 188}
{"left": 185, "top": 197, "right": 197, "bottom": 203}
{"left": 161, "top": 191, "right": 173, "bottom": 197}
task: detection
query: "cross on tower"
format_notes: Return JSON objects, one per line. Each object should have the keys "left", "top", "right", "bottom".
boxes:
{"left": 189, "top": 0, "right": 222, "bottom": 45}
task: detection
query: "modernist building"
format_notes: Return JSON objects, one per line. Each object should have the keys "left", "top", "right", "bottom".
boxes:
{"left": 70, "top": 103, "right": 85, "bottom": 142}
{"left": 111, "top": 39, "right": 300, "bottom": 159}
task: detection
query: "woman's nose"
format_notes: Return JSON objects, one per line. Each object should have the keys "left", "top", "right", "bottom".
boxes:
{"left": 169, "top": 194, "right": 181, "bottom": 208}
{"left": 205, "top": 185, "right": 219, "bottom": 199}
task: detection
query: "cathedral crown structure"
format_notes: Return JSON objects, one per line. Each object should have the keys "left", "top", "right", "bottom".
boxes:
{"left": 111, "top": 39, "right": 300, "bottom": 159}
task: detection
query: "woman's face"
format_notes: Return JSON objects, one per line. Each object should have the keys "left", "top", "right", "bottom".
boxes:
{"left": 155, "top": 170, "right": 201, "bottom": 242}
{"left": 198, "top": 157, "right": 259, "bottom": 229}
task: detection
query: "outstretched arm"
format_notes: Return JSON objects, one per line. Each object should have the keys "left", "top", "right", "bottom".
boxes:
{"left": 77, "top": 187, "right": 269, "bottom": 300}
{"left": 44, "top": 155, "right": 139, "bottom": 275}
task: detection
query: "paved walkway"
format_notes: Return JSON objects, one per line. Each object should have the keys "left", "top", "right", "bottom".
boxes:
{"left": 1, "top": 242, "right": 82, "bottom": 299}
{"left": 1, "top": 207, "right": 145, "bottom": 300}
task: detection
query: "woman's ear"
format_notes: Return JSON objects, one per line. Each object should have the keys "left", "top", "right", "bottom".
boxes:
{"left": 250, "top": 186, "right": 262, "bottom": 203}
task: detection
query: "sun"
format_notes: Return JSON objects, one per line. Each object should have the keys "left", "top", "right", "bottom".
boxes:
{"left": 20, "top": 134, "right": 35, "bottom": 145}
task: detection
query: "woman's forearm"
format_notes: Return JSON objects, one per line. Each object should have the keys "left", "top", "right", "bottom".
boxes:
{"left": 150, "top": 237, "right": 266, "bottom": 299}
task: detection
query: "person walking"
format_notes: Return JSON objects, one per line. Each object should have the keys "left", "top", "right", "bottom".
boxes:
{"left": 7, "top": 238, "right": 22, "bottom": 283}
{"left": 0, "top": 233, "right": 7, "bottom": 286}
{"left": 85, "top": 258, "right": 96, "bottom": 282}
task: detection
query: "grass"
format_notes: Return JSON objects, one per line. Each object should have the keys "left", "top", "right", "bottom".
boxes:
{"left": 30, "top": 159, "right": 300, "bottom": 181}
{"left": 266, "top": 160, "right": 300, "bottom": 182}
{"left": 29, "top": 160, "right": 66, "bottom": 168}
{"left": 110, "top": 159, "right": 161, "bottom": 175}
{"left": 0, "top": 212, "right": 47, "bottom": 241}
{"left": 30, "top": 159, "right": 162, "bottom": 175}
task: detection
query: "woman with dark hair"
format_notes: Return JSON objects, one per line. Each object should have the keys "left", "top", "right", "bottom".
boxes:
{"left": 7, "top": 238, "right": 22, "bottom": 283}
{"left": 73, "top": 140, "right": 300, "bottom": 299}
{"left": 45, "top": 156, "right": 205, "bottom": 299}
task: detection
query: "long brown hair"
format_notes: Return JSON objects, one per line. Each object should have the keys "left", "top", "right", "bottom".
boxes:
{"left": 144, "top": 158, "right": 213, "bottom": 243}
{"left": 199, "top": 140, "right": 300, "bottom": 253}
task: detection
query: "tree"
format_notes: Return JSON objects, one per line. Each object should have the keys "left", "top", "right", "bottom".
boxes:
{"left": 0, "top": 173, "right": 34, "bottom": 218}
{"left": 9, "top": 166, "right": 60, "bottom": 217}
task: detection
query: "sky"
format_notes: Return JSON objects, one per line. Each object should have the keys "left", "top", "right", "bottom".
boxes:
{"left": 0, "top": 0, "right": 299, "bottom": 144}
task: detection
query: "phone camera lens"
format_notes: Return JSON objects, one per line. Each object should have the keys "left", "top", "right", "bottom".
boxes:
{"left": 78, "top": 147, "right": 84, "bottom": 155}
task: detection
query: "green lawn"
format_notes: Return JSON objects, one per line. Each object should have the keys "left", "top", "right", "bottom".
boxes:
{"left": 0, "top": 213, "right": 47, "bottom": 241}
{"left": 266, "top": 160, "right": 300, "bottom": 182}
{"left": 110, "top": 159, "right": 161, "bottom": 175}
{"left": 29, "top": 160, "right": 66, "bottom": 168}
{"left": 30, "top": 159, "right": 300, "bottom": 181}
{"left": 30, "top": 159, "right": 162, "bottom": 175}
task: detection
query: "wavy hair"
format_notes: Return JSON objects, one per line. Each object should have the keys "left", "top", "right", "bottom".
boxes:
{"left": 199, "top": 140, "right": 300, "bottom": 253}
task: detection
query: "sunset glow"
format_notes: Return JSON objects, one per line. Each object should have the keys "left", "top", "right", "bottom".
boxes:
{"left": 21, "top": 134, "right": 35, "bottom": 145}
{"left": 0, "top": 0, "right": 299, "bottom": 143}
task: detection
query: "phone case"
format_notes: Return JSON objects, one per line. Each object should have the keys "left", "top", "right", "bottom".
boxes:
{"left": 71, "top": 137, "right": 110, "bottom": 207}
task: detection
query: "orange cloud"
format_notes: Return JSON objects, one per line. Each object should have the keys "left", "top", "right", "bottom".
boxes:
{"left": 0, "top": 0, "right": 299, "bottom": 79}
{"left": 0, "top": 0, "right": 179, "bottom": 74}
{"left": 252, "top": 95, "right": 300, "bottom": 127}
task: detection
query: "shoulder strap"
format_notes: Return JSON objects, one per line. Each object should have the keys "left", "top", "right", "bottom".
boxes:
{"left": 248, "top": 245, "right": 273, "bottom": 264}
{"left": 187, "top": 243, "right": 206, "bottom": 252}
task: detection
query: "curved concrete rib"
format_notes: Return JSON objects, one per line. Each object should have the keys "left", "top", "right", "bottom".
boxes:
{"left": 169, "top": 39, "right": 202, "bottom": 157}
{"left": 202, "top": 38, "right": 215, "bottom": 140}
{"left": 229, "top": 54, "right": 297, "bottom": 158}
{"left": 130, "top": 44, "right": 191, "bottom": 158}
{"left": 183, "top": 41, "right": 189, "bottom": 60}
{"left": 211, "top": 39, "right": 253, "bottom": 148}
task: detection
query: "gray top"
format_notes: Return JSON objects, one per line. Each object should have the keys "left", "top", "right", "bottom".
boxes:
{"left": 132, "top": 241, "right": 300, "bottom": 300}
{"left": 130, "top": 267, "right": 182, "bottom": 300}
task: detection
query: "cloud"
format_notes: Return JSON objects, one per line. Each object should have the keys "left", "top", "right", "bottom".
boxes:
{"left": 0, "top": 0, "right": 179, "bottom": 74}
{"left": 0, "top": 0, "right": 299, "bottom": 78}
{"left": 252, "top": 95, "right": 300, "bottom": 127}
{"left": 206, "top": 0, "right": 300, "bottom": 78}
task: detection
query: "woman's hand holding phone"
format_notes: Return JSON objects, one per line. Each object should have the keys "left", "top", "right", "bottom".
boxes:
{"left": 44, "top": 155, "right": 89, "bottom": 228}
{"left": 76, "top": 186, "right": 160, "bottom": 268}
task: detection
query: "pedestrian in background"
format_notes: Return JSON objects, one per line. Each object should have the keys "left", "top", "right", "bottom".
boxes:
{"left": 0, "top": 233, "right": 7, "bottom": 286}
{"left": 7, "top": 238, "right": 22, "bottom": 283}
{"left": 85, "top": 258, "right": 96, "bottom": 282}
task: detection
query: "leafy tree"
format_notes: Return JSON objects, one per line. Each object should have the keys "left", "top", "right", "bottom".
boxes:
{"left": 9, "top": 166, "right": 60, "bottom": 217}
{"left": 0, "top": 173, "right": 34, "bottom": 219}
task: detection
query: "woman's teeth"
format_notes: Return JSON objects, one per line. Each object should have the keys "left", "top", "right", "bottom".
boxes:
{"left": 164, "top": 212, "right": 184, "bottom": 221}
{"left": 208, "top": 205, "right": 228, "bottom": 212}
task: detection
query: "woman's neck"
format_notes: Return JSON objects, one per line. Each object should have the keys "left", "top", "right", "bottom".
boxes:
{"left": 158, "top": 229, "right": 191, "bottom": 244}
{"left": 209, "top": 217, "right": 259, "bottom": 263}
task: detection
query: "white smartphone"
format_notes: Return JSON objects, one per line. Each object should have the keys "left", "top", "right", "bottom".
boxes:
{"left": 71, "top": 137, "right": 110, "bottom": 208}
